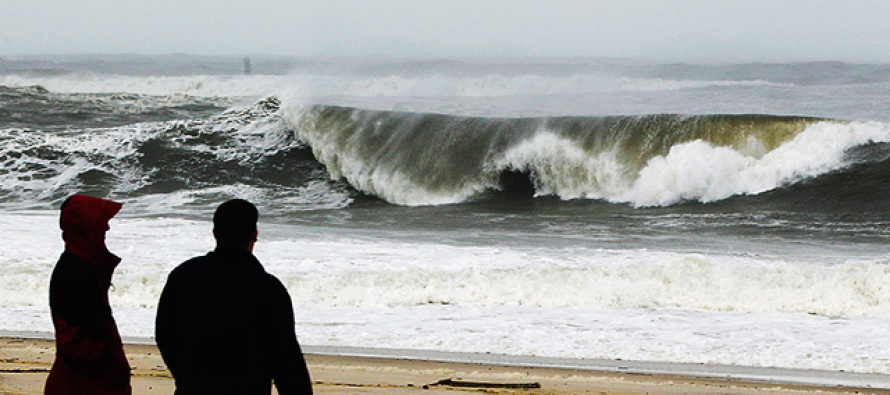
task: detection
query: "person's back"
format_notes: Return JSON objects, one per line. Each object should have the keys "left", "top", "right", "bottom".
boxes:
{"left": 155, "top": 199, "right": 312, "bottom": 394}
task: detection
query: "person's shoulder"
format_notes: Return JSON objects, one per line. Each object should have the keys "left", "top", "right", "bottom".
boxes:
{"left": 261, "top": 270, "right": 286, "bottom": 287}
{"left": 260, "top": 271, "right": 291, "bottom": 296}
{"left": 51, "top": 252, "right": 92, "bottom": 283}
{"left": 56, "top": 251, "right": 88, "bottom": 268}
{"left": 167, "top": 252, "right": 214, "bottom": 278}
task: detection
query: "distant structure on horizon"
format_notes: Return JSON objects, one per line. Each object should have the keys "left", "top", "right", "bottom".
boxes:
{"left": 242, "top": 57, "right": 252, "bottom": 75}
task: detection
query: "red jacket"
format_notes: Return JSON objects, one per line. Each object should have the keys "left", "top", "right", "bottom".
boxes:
{"left": 46, "top": 195, "right": 131, "bottom": 395}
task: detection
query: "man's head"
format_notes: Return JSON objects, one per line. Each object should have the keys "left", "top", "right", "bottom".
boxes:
{"left": 213, "top": 199, "right": 259, "bottom": 251}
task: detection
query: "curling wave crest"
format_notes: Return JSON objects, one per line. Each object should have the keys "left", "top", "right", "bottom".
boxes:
{"left": 284, "top": 103, "right": 890, "bottom": 207}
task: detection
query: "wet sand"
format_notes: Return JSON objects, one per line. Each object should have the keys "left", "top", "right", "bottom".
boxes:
{"left": 2, "top": 336, "right": 889, "bottom": 394}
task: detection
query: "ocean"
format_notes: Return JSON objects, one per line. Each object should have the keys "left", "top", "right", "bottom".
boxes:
{"left": 1, "top": 54, "right": 889, "bottom": 373}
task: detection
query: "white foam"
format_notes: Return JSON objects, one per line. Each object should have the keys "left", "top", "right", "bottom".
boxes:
{"left": 8, "top": 214, "right": 885, "bottom": 318}
{"left": 624, "top": 121, "right": 890, "bottom": 206}
{"left": 263, "top": 237, "right": 890, "bottom": 317}
{"left": 493, "top": 131, "right": 633, "bottom": 200}
{"left": 289, "top": 306, "right": 890, "bottom": 374}
{"left": 489, "top": 121, "right": 890, "bottom": 207}
{"left": 7, "top": 212, "right": 889, "bottom": 317}
{"left": 3, "top": 211, "right": 890, "bottom": 373}
{"left": 0, "top": 99, "right": 323, "bottom": 205}
{"left": 0, "top": 126, "right": 155, "bottom": 201}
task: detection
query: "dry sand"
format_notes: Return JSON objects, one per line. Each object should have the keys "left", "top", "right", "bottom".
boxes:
{"left": 2, "top": 337, "right": 888, "bottom": 394}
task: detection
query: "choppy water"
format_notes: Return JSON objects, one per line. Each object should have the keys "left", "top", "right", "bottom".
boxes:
{"left": 1, "top": 55, "right": 889, "bottom": 373}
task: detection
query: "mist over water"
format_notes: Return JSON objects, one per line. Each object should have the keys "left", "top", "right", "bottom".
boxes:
{"left": 2, "top": 55, "right": 890, "bottom": 373}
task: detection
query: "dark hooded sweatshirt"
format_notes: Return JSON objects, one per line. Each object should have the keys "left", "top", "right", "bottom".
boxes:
{"left": 155, "top": 247, "right": 313, "bottom": 394}
{"left": 46, "top": 194, "right": 131, "bottom": 395}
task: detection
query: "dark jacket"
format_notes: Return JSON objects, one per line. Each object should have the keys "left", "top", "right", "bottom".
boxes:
{"left": 156, "top": 247, "right": 312, "bottom": 394}
{"left": 46, "top": 194, "right": 131, "bottom": 395}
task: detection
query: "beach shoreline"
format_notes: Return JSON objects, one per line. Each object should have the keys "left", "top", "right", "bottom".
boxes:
{"left": 2, "top": 336, "right": 889, "bottom": 394}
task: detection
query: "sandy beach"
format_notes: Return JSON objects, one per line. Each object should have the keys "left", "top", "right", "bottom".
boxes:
{"left": 2, "top": 337, "right": 889, "bottom": 394}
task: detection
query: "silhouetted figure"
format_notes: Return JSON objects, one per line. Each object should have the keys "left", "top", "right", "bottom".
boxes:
{"left": 46, "top": 194, "right": 131, "bottom": 395}
{"left": 156, "top": 199, "right": 312, "bottom": 394}
{"left": 243, "top": 57, "right": 252, "bottom": 75}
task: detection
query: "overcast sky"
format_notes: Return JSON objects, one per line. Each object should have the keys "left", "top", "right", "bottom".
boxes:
{"left": 3, "top": 0, "right": 890, "bottom": 62}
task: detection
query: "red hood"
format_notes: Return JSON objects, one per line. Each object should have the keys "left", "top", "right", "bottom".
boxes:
{"left": 60, "top": 194, "right": 123, "bottom": 285}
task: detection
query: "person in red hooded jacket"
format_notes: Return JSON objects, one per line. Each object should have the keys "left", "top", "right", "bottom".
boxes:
{"left": 45, "top": 194, "right": 131, "bottom": 395}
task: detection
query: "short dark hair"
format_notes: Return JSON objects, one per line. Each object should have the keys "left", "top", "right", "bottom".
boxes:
{"left": 213, "top": 199, "right": 258, "bottom": 245}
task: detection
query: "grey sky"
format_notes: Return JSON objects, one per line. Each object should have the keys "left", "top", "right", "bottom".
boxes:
{"left": 3, "top": 0, "right": 890, "bottom": 62}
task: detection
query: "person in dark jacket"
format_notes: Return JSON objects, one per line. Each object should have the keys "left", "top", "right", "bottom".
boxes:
{"left": 155, "top": 199, "right": 312, "bottom": 394}
{"left": 46, "top": 194, "right": 132, "bottom": 395}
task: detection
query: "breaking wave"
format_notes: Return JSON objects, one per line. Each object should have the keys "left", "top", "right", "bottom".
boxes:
{"left": 284, "top": 104, "right": 890, "bottom": 208}
{"left": 3, "top": 92, "right": 889, "bottom": 211}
